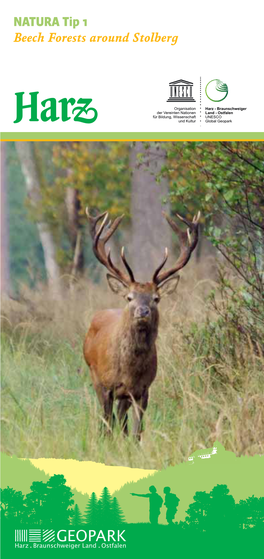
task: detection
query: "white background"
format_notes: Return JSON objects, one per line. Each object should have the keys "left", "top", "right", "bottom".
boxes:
{"left": 1, "top": 0, "right": 263, "bottom": 133}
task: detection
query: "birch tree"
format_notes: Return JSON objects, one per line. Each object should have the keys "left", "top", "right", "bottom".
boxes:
{"left": 0, "top": 142, "right": 11, "bottom": 296}
{"left": 15, "top": 142, "right": 61, "bottom": 297}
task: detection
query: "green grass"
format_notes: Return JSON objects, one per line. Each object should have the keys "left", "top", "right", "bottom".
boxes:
{"left": 1, "top": 277, "right": 264, "bottom": 468}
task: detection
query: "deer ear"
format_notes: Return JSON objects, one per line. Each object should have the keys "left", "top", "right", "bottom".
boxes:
{"left": 106, "top": 274, "right": 129, "bottom": 296}
{"left": 157, "top": 275, "right": 180, "bottom": 297}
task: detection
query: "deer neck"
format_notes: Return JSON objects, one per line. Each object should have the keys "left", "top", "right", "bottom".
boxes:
{"left": 117, "top": 310, "right": 159, "bottom": 355}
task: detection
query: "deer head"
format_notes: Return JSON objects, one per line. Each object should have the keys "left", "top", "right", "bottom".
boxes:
{"left": 86, "top": 208, "right": 200, "bottom": 327}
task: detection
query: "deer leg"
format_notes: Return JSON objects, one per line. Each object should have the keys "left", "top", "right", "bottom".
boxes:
{"left": 117, "top": 398, "right": 132, "bottom": 436}
{"left": 132, "top": 389, "right": 149, "bottom": 441}
{"left": 98, "top": 387, "right": 115, "bottom": 434}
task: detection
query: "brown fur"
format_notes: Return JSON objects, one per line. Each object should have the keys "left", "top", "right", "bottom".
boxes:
{"left": 83, "top": 284, "right": 160, "bottom": 438}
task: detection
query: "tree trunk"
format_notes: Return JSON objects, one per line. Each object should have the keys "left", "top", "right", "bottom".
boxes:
{"left": 65, "top": 183, "right": 84, "bottom": 276}
{"left": 0, "top": 142, "right": 11, "bottom": 296}
{"left": 15, "top": 142, "right": 61, "bottom": 297}
{"left": 130, "top": 143, "right": 172, "bottom": 281}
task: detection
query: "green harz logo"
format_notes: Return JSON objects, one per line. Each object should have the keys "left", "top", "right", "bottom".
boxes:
{"left": 205, "top": 79, "right": 228, "bottom": 102}
{"left": 14, "top": 92, "right": 98, "bottom": 124}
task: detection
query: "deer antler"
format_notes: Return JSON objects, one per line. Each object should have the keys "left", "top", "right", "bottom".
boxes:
{"left": 86, "top": 208, "right": 135, "bottom": 285}
{"left": 153, "top": 211, "right": 200, "bottom": 285}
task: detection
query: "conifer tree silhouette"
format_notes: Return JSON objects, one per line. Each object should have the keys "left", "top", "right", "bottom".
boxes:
{"left": 111, "top": 497, "right": 126, "bottom": 524}
{"left": 97, "top": 499, "right": 103, "bottom": 522}
{"left": 83, "top": 492, "right": 97, "bottom": 524}
{"left": 71, "top": 504, "right": 82, "bottom": 526}
{"left": 100, "top": 487, "right": 112, "bottom": 522}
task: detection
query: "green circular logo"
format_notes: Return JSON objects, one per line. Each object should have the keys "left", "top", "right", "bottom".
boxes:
{"left": 205, "top": 79, "right": 228, "bottom": 102}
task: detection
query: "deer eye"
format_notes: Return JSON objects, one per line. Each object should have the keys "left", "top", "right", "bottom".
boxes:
{"left": 153, "top": 295, "right": 160, "bottom": 303}
{"left": 126, "top": 294, "right": 134, "bottom": 302}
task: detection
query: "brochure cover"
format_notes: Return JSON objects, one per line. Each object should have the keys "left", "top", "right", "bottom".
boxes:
{"left": 1, "top": 1, "right": 264, "bottom": 557}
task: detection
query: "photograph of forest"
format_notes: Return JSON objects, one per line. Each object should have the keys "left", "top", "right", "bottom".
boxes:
{"left": 1, "top": 141, "right": 263, "bottom": 468}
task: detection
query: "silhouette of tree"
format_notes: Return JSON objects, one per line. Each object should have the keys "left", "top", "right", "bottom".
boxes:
{"left": 238, "top": 496, "right": 264, "bottom": 529}
{"left": 41, "top": 475, "right": 74, "bottom": 524}
{"left": 1, "top": 487, "right": 25, "bottom": 523}
{"left": 97, "top": 500, "right": 103, "bottom": 522}
{"left": 1, "top": 487, "right": 16, "bottom": 519}
{"left": 185, "top": 485, "right": 237, "bottom": 532}
{"left": 71, "top": 504, "right": 82, "bottom": 526}
{"left": 25, "top": 481, "right": 48, "bottom": 524}
{"left": 250, "top": 496, "right": 264, "bottom": 529}
{"left": 110, "top": 497, "right": 126, "bottom": 524}
{"left": 100, "top": 487, "right": 112, "bottom": 521}
{"left": 83, "top": 492, "right": 97, "bottom": 524}
{"left": 237, "top": 498, "right": 251, "bottom": 530}
{"left": 177, "top": 520, "right": 187, "bottom": 530}
{"left": 13, "top": 491, "right": 27, "bottom": 523}
{"left": 208, "top": 484, "right": 235, "bottom": 531}
{"left": 185, "top": 491, "right": 211, "bottom": 531}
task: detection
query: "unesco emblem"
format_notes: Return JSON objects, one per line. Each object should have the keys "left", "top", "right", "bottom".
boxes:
{"left": 167, "top": 79, "right": 196, "bottom": 103}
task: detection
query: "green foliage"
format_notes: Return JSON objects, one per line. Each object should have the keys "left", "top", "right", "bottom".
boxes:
{"left": 52, "top": 142, "right": 130, "bottom": 216}
{"left": 51, "top": 142, "right": 131, "bottom": 273}
{"left": 7, "top": 141, "right": 131, "bottom": 288}
{"left": 162, "top": 141, "right": 264, "bottom": 349}
{"left": 184, "top": 274, "right": 263, "bottom": 388}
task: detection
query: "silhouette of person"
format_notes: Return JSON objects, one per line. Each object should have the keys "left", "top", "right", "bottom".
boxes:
{"left": 163, "top": 487, "right": 180, "bottom": 524}
{"left": 131, "top": 486, "right": 163, "bottom": 524}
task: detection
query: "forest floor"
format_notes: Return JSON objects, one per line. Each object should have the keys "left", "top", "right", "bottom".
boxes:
{"left": 1, "top": 262, "right": 264, "bottom": 468}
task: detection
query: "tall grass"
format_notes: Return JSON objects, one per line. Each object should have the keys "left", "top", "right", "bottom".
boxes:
{"left": 1, "top": 262, "right": 264, "bottom": 468}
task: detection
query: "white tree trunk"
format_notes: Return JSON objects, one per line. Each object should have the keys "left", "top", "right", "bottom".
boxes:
{"left": 1, "top": 142, "right": 11, "bottom": 295}
{"left": 15, "top": 142, "right": 61, "bottom": 297}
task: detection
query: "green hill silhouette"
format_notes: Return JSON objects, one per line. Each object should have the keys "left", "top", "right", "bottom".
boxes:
{"left": 0, "top": 453, "right": 88, "bottom": 514}
{"left": 2, "top": 444, "right": 264, "bottom": 526}
{"left": 113, "top": 442, "right": 264, "bottom": 523}
{"left": 1, "top": 454, "right": 50, "bottom": 492}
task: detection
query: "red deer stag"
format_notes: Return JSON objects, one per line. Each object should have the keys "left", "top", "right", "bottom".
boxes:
{"left": 83, "top": 208, "right": 200, "bottom": 439}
